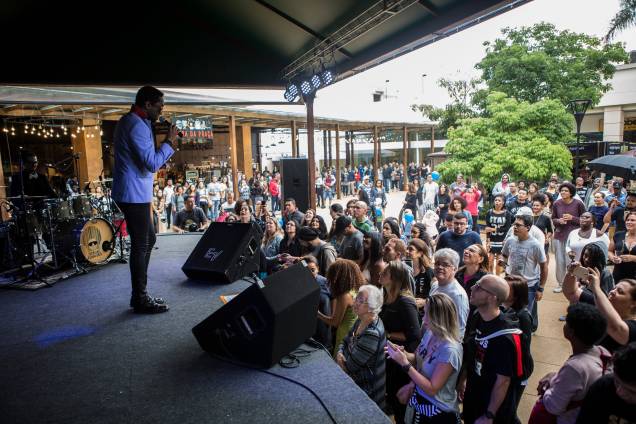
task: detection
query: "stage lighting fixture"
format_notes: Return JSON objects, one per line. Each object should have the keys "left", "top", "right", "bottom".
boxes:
{"left": 311, "top": 74, "right": 321, "bottom": 89}
{"left": 321, "top": 69, "right": 334, "bottom": 85}
{"left": 284, "top": 83, "right": 299, "bottom": 102}
{"left": 300, "top": 80, "right": 312, "bottom": 95}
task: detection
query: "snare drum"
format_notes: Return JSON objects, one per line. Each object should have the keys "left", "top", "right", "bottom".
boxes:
{"left": 71, "top": 195, "right": 93, "bottom": 218}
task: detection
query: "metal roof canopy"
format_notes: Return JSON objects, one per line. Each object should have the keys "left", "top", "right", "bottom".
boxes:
{"left": 1, "top": 0, "right": 531, "bottom": 88}
{"left": 0, "top": 103, "right": 434, "bottom": 132}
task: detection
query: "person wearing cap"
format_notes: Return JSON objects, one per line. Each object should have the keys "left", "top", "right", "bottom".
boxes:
{"left": 605, "top": 181, "right": 627, "bottom": 208}
{"left": 334, "top": 215, "right": 364, "bottom": 263}
{"left": 297, "top": 226, "right": 337, "bottom": 276}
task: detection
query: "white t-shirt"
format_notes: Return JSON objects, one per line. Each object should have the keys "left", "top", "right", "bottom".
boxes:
{"left": 565, "top": 230, "right": 609, "bottom": 262}
{"left": 207, "top": 182, "right": 222, "bottom": 201}
{"left": 423, "top": 182, "right": 439, "bottom": 204}
{"left": 504, "top": 224, "right": 546, "bottom": 247}
{"left": 163, "top": 186, "right": 174, "bottom": 205}
{"left": 502, "top": 236, "right": 546, "bottom": 287}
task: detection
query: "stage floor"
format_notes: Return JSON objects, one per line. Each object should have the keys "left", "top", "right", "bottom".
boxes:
{"left": 0, "top": 233, "right": 389, "bottom": 424}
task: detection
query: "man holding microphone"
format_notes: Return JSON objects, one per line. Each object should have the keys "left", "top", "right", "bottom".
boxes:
{"left": 112, "top": 86, "right": 176, "bottom": 314}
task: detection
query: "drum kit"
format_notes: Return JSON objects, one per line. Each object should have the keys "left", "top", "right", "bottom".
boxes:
{"left": 0, "top": 178, "right": 129, "bottom": 285}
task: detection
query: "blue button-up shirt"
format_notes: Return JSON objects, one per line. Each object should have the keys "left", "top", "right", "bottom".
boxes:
{"left": 112, "top": 112, "right": 174, "bottom": 203}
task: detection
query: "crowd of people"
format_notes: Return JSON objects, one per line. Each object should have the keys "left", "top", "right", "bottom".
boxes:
{"left": 149, "top": 160, "right": 635, "bottom": 423}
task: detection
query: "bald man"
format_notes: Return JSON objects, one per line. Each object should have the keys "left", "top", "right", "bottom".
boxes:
{"left": 352, "top": 201, "right": 374, "bottom": 233}
{"left": 460, "top": 275, "right": 524, "bottom": 424}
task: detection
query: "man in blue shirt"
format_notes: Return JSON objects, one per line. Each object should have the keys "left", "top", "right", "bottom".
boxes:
{"left": 112, "top": 86, "right": 175, "bottom": 313}
{"left": 435, "top": 213, "right": 482, "bottom": 266}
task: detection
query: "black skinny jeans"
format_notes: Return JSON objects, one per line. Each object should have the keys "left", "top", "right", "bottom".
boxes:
{"left": 119, "top": 202, "right": 156, "bottom": 301}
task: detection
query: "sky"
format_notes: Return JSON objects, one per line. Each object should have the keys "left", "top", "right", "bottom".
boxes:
{"left": 175, "top": 0, "right": 636, "bottom": 124}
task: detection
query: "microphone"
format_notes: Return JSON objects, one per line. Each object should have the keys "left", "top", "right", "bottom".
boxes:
{"left": 159, "top": 116, "right": 184, "bottom": 138}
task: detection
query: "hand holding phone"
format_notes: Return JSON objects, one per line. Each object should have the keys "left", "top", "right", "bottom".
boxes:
{"left": 572, "top": 265, "right": 590, "bottom": 281}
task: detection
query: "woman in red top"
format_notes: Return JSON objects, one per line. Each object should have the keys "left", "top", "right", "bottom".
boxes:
{"left": 461, "top": 183, "right": 481, "bottom": 232}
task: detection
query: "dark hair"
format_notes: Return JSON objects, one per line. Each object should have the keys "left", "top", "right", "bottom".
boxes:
{"left": 284, "top": 198, "right": 296, "bottom": 205}
{"left": 558, "top": 182, "right": 576, "bottom": 197}
{"left": 346, "top": 199, "right": 357, "bottom": 208}
{"left": 493, "top": 194, "right": 506, "bottom": 207}
{"left": 532, "top": 193, "right": 547, "bottom": 205}
{"left": 311, "top": 215, "right": 328, "bottom": 240}
{"left": 453, "top": 213, "right": 468, "bottom": 221}
{"left": 566, "top": 303, "right": 607, "bottom": 346}
{"left": 382, "top": 218, "right": 401, "bottom": 238}
{"left": 135, "top": 86, "right": 164, "bottom": 106}
{"left": 326, "top": 259, "right": 365, "bottom": 298}
{"left": 579, "top": 243, "right": 607, "bottom": 271}
{"left": 362, "top": 231, "right": 383, "bottom": 269}
{"left": 330, "top": 203, "right": 343, "bottom": 214}
{"left": 451, "top": 195, "right": 467, "bottom": 210}
{"left": 302, "top": 255, "right": 318, "bottom": 266}
{"left": 504, "top": 275, "right": 529, "bottom": 311}
{"left": 444, "top": 214, "right": 454, "bottom": 223}
{"left": 613, "top": 342, "right": 636, "bottom": 383}
{"left": 516, "top": 215, "right": 533, "bottom": 228}
{"left": 234, "top": 199, "right": 250, "bottom": 215}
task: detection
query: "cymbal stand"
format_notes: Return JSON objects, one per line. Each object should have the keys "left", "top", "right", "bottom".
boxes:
{"left": 107, "top": 194, "right": 128, "bottom": 264}
{"left": 14, "top": 155, "right": 51, "bottom": 287}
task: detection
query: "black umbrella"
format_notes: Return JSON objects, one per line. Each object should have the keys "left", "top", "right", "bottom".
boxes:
{"left": 587, "top": 153, "right": 636, "bottom": 180}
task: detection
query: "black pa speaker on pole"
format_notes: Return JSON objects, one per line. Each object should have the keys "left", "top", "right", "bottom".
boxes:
{"left": 182, "top": 222, "right": 263, "bottom": 284}
{"left": 280, "top": 158, "right": 310, "bottom": 213}
{"left": 192, "top": 262, "right": 320, "bottom": 368}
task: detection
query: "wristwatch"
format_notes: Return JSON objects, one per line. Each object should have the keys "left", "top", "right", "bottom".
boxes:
{"left": 537, "top": 286, "right": 545, "bottom": 292}
{"left": 485, "top": 410, "right": 496, "bottom": 419}
{"left": 401, "top": 363, "right": 412, "bottom": 373}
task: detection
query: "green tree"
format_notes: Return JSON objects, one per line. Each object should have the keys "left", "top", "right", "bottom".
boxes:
{"left": 437, "top": 92, "right": 573, "bottom": 187}
{"left": 476, "top": 22, "right": 628, "bottom": 106}
{"left": 606, "top": 0, "right": 636, "bottom": 42}
{"left": 411, "top": 77, "right": 480, "bottom": 137}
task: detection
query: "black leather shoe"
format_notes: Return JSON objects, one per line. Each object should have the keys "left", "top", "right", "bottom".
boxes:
{"left": 133, "top": 299, "right": 169, "bottom": 314}
{"left": 130, "top": 295, "right": 166, "bottom": 308}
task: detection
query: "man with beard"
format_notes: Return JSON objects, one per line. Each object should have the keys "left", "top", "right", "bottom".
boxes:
{"left": 436, "top": 213, "right": 482, "bottom": 266}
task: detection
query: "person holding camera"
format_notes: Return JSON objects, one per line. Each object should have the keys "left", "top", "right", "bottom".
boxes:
{"left": 172, "top": 196, "right": 208, "bottom": 233}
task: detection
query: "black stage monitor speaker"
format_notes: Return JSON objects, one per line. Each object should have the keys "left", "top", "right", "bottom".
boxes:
{"left": 280, "top": 158, "right": 310, "bottom": 213}
{"left": 182, "top": 222, "right": 263, "bottom": 284}
{"left": 192, "top": 262, "right": 320, "bottom": 368}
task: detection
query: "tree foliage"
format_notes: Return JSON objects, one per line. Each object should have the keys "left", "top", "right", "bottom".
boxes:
{"left": 606, "top": 0, "right": 636, "bottom": 42}
{"left": 411, "top": 77, "right": 480, "bottom": 137}
{"left": 476, "top": 22, "right": 628, "bottom": 106}
{"left": 437, "top": 92, "right": 573, "bottom": 187}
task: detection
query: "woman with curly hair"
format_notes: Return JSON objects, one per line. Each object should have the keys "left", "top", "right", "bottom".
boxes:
{"left": 317, "top": 259, "right": 365, "bottom": 355}
{"left": 447, "top": 195, "right": 473, "bottom": 228}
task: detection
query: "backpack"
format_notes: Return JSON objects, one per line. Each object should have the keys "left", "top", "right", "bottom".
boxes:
{"left": 464, "top": 309, "right": 531, "bottom": 382}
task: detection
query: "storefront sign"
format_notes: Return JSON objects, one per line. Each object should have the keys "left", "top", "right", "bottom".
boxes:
{"left": 175, "top": 118, "right": 213, "bottom": 141}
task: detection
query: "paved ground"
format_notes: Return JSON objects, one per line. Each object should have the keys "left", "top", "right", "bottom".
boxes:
{"left": 315, "top": 190, "right": 570, "bottom": 423}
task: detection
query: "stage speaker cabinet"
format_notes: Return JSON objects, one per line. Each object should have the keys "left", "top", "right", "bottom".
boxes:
{"left": 280, "top": 158, "right": 309, "bottom": 213}
{"left": 182, "top": 222, "right": 263, "bottom": 284}
{"left": 192, "top": 262, "right": 320, "bottom": 368}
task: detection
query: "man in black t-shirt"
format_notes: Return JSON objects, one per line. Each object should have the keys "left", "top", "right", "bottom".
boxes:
{"left": 506, "top": 188, "right": 530, "bottom": 216}
{"left": 460, "top": 275, "right": 522, "bottom": 424}
{"left": 576, "top": 342, "right": 636, "bottom": 424}
{"left": 172, "top": 196, "right": 208, "bottom": 233}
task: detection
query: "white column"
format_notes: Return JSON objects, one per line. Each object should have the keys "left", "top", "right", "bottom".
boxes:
{"left": 603, "top": 106, "right": 624, "bottom": 142}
